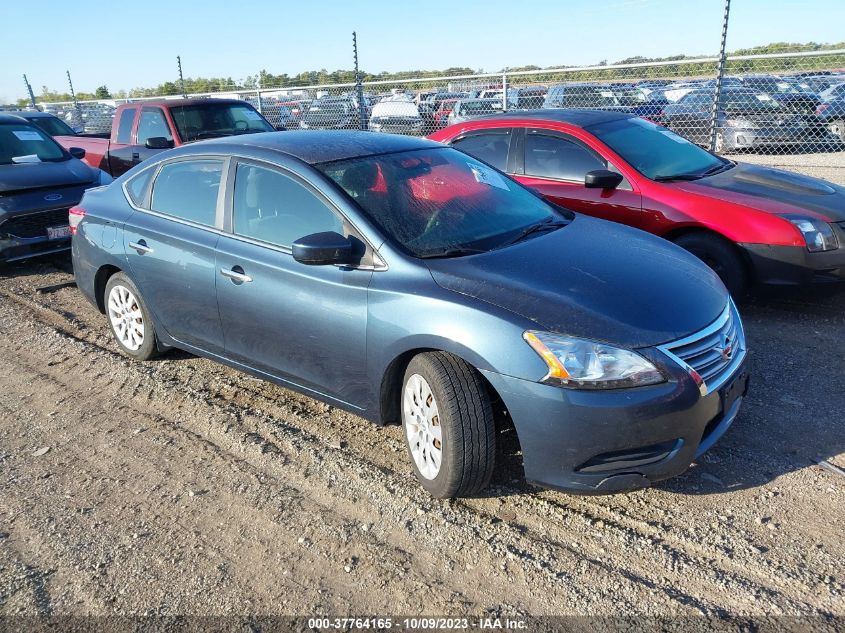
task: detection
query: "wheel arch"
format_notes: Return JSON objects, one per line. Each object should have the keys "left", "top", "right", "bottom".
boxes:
{"left": 94, "top": 264, "right": 122, "bottom": 313}
{"left": 661, "top": 225, "right": 755, "bottom": 285}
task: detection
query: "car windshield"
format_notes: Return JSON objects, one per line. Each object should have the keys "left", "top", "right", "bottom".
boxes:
{"left": 0, "top": 122, "right": 67, "bottom": 165}
{"left": 457, "top": 100, "right": 501, "bottom": 116}
{"left": 170, "top": 103, "right": 273, "bottom": 142}
{"left": 720, "top": 91, "right": 781, "bottom": 110}
{"left": 317, "top": 147, "right": 570, "bottom": 258}
{"left": 587, "top": 117, "right": 727, "bottom": 181}
{"left": 27, "top": 115, "right": 77, "bottom": 137}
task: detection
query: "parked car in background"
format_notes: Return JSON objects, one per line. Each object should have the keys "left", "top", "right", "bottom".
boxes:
{"left": 816, "top": 96, "right": 845, "bottom": 143}
{"left": 300, "top": 97, "right": 361, "bottom": 130}
{"left": 419, "top": 92, "right": 466, "bottom": 133}
{"left": 71, "top": 130, "right": 746, "bottom": 498}
{"left": 433, "top": 99, "right": 458, "bottom": 129}
{"left": 53, "top": 99, "right": 274, "bottom": 178}
{"left": 663, "top": 86, "right": 830, "bottom": 152}
{"left": 739, "top": 75, "right": 821, "bottom": 114}
{"left": 65, "top": 103, "right": 116, "bottom": 135}
{"left": 447, "top": 98, "right": 504, "bottom": 126}
{"left": 663, "top": 81, "right": 704, "bottom": 103}
{"left": 431, "top": 110, "right": 845, "bottom": 295}
{"left": 9, "top": 110, "right": 79, "bottom": 137}
{"left": 278, "top": 99, "right": 312, "bottom": 126}
{"left": 368, "top": 98, "right": 424, "bottom": 135}
{"left": 0, "top": 114, "right": 110, "bottom": 262}
{"left": 820, "top": 81, "right": 845, "bottom": 103}
{"left": 611, "top": 86, "right": 670, "bottom": 124}
{"left": 515, "top": 87, "right": 548, "bottom": 109}
{"left": 543, "top": 84, "right": 624, "bottom": 110}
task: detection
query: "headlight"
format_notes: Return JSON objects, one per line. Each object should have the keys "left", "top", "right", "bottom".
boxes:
{"left": 787, "top": 216, "right": 839, "bottom": 252}
{"left": 523, "top": 331, "right": 665, "bottom": 389}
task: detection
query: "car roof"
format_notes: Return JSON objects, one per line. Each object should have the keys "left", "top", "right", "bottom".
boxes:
{"left": 0, "top": 113, "right": 37, "bottom": 124}
{"left": 133, "top": 98, "right": 248, "bottom": 108}
{"left": 7, "top": 110, "right": 57, "bottom": 118}
{"left": 469, "top": 108, "right": 635, "bottom": 127}
{"left": 204, "top": 130, "right": 441, "bottom": 164}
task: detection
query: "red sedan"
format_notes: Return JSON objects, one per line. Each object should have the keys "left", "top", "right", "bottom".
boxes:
{"left": 429, "top": 110, "right": 845, "bottom": 294}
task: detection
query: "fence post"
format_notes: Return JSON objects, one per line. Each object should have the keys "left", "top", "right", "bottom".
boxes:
{"left": 353, "top": 31, "right": 366, "bottom": 131}
{"left": 502, "top": 71, "right": 508, "bottom": 112}
{"left": 708, "top": 0, "right": 731, "bottom": 152}
{"left": 66, "top": 70, "right": 83, "bottom": 131}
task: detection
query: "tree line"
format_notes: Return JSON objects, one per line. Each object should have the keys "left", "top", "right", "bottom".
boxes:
{"left": 18, "top": 41, "right": 845, "bottom": 106}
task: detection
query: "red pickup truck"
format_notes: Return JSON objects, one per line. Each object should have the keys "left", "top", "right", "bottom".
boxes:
{"left": 55, "top": 98, "right": 275, "bottom": 177}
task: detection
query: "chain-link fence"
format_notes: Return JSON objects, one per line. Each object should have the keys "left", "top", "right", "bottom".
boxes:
{"left": 33, "top": 49, "right": 845, "bottom": 157}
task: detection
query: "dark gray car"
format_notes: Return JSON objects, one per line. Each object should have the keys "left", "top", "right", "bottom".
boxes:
{"left": 0, "top": 114, "right": 110, "bottom": 262}
{"left": 71, "top": 131, "right": 747, "bottom": 498}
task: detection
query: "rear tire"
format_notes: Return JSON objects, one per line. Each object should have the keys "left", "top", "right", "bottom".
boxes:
{"left": 401, "top": 352, "right": 495, "bottom": 498}
{"left": 104, "top": 272, "right": 159, "bottom": 361}
{"left": 674, "top": 232, "right": 748, "bottom": 297}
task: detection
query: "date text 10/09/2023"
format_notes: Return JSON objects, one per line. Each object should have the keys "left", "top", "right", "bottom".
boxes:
{"left": 307, "top": 617, "right": 529, "bottom": 630}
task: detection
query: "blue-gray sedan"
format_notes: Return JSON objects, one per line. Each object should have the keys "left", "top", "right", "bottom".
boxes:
{"left": 70, "top": 131, "right": 749, "bottom": 498}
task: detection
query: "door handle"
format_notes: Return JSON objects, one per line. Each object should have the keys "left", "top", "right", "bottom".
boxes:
{"left": 220, "top": 266, "right": 253, "bottom": 284}
{"left": 128, "top": 240, "right": 153, "bottom": 255}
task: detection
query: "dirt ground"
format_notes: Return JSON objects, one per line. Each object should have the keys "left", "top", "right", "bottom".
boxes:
{"left": 1, "top": 180, "right": 844, "bottom": 621}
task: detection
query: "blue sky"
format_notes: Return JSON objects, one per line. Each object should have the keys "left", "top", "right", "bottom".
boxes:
{"left": 3, "top": 0, "right": 844, "bottom": 102}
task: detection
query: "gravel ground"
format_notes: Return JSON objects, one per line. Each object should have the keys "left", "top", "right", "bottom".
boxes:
{"left": 0, "top": 155, "right": 844, "bottom": 622}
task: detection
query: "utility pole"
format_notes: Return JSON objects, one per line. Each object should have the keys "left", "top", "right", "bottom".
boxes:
{"left": 177, "top": 55, "right": 187, "bottom": 98}
{"left": 708, "top": 0, "right": 731, "bottom": 152}
{"left": 23, "top": 74, "right": 37, "bottom": 109}
{"left": 353, "top": 31, "right": 366, "bottom": 131}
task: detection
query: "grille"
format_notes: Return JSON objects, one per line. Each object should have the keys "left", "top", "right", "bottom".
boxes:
{"left": 659, "top": 301, "right": 746, "bottom": 394}
{"left": 0, "top": 208, "right": 70, "bottom": 239}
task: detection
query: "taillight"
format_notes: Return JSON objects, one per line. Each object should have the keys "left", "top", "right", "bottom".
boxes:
{"left": 816, "top": 103, "right": 829, "bottom": 115}
{"left": 68, "top": 206, "right": 86, "bottom": 235}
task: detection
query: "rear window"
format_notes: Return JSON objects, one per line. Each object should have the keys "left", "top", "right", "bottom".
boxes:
{"left": 169, "top": 103, "right": 273, "bottom": 142}
{"left": 116, "top": 108, "right": 136, "bottom": 144}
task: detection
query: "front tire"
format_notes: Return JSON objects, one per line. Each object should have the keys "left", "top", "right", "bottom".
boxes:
{"left": 674, "top": 232, "right": 748, "bottom": 297}
{"left": 401, "top": 352, "right": 495, "bottom": 498}
{"left": 104, "top": 272, "right": 158, "bottom": 360}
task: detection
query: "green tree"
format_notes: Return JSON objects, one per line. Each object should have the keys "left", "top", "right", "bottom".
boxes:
{"left": 94, "top": 85, "right": 111, "bottom": 99}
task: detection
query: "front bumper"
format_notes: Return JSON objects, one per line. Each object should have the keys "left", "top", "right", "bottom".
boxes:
{"left": 725, "top": 126, "right": 836, "bottom": 149}
{"left": 740, "top": 233, "right": 845, "bottom": 286}
{"left": 480, "top": 353, "right": 749, "bottom": 494}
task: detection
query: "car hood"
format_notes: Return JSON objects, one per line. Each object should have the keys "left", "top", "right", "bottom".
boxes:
{"left": 425, "top": 215, "right": 727, "bottom": 349}
{"left": 674, "top": 162, "right": 845, "bottom": 221}
{"left": 0, "top": 158, "right": 97, "bottom": 194}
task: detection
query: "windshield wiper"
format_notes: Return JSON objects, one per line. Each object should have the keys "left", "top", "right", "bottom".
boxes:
{"left": 652, "top": 173, "right": 705, "bottom": 182}
{"left": 500, "top": 217, "right": 568, "bottom": 247}
{"left": 699, "top": 161, "right": 735, "bottom": 177}
{"left": 418, "top": 247, "right": 488, "bottom": 259}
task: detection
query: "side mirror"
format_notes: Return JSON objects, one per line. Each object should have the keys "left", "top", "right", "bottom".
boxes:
{"left": 144, "top": 136, "right": 174, "bottom": 150}
{"left": 585, "top": 169, "right": 623, "bottom": 190}
{"left": 292, "top": 231, "right": 353, "bottom": 266}
{"left": 68, "top": 147, "right": 86, "bottom": 159}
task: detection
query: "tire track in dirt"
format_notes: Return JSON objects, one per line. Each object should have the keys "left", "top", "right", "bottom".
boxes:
{"left": 0, "top": 292, "right": 836, "bottom": 610}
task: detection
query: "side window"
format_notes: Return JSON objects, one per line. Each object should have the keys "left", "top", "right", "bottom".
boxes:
{"left": 151, "top": 160, "right": 223, "bottom": 226}
{"left": 524, "top": 134, "right": 606, "bottom": 181}
{"left": 137, "top": 108, "right": 173, "bottom": 145}
{"left": 125, "top": 167, "right": 155, "bottom": 207}
{"left": 115, "top": 108, "right": 136, "bottom": 144}
{"left": 232, "top": 163, "right": 343, "bottom": 248}
{"left": 451, "top": 132, "right": 511, "bottom": 172}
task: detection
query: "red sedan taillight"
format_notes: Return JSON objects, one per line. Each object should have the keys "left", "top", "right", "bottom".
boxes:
{"left": 68, "top": 206, "right": 86, "bottom": 235}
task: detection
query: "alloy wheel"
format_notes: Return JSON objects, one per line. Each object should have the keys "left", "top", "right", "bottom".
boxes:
{"left": 107, "top": 285, "right": 145, "bottom": 351}
{"left": 403, "top": 373, "right": 443, "bottom": 480}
